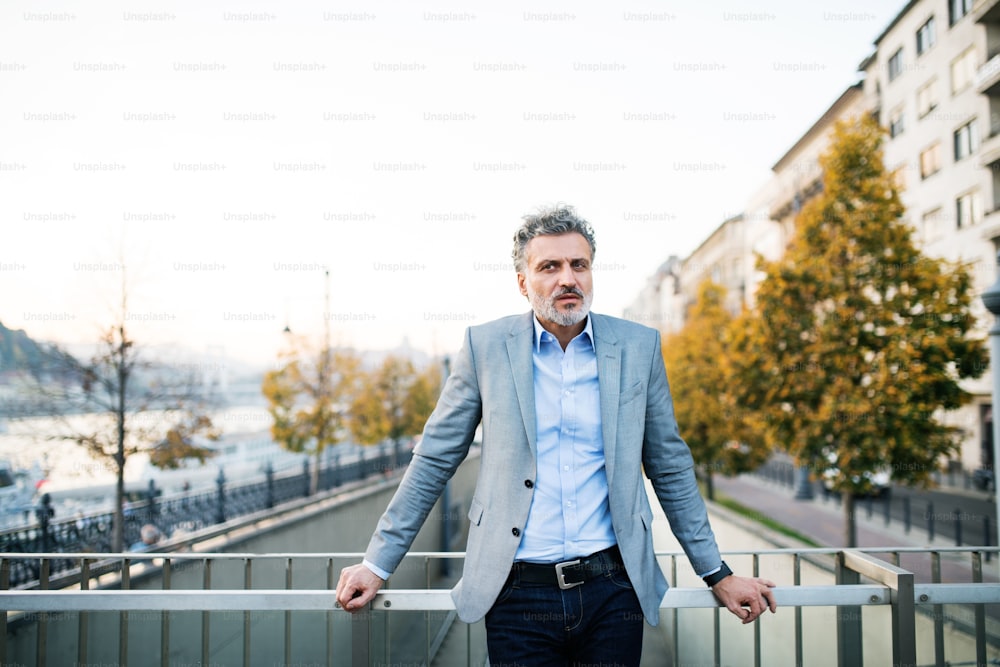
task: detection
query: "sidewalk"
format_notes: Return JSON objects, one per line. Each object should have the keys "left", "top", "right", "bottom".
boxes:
{"left": 711, "top": 473, "right": 999, "bottom": 584}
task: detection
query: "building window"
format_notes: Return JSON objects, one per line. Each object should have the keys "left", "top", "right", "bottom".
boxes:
{"left": 954, "top": 119, "right": 979, "bottom": 161}
{"left": 949, "top": 0, "right": 972, "bottom": 26}
{"left": 920, "top": 143, "right": 942, "bottom": 179}
{"left": 891, "top": 162, "right": 907, "bottom": 191}
{"left": 922, "top": 208, "right": 946, "bottom": 243}
{"left": 916, "top": 79, "right": 938, "bottom": 117}
{"left": 917, "top": 17, "right": 935, "bottom": 56}
{"left": 956, "top": 190, "right": 983, "bottom": 228}
{"left": 888, "top": 48, "right": 904, "bottom": 81}
{"left": 951, "top": 48, "right": 976, "bottom": 95}
{"left": 889, "top": 106, "right": 905, "bottom": 138}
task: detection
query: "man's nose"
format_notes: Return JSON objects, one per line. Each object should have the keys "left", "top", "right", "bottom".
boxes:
{"left": 556, "top": 264, "right": 577, "bottom": 286}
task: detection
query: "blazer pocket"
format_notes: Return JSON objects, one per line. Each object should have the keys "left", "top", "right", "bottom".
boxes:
{"left": 638, "top": 506, "right": 653, "bottom": 531}
{"left": 621, "top": 380, "right": 645, "bottom": 404}
{"left": 468, "top": 498, "right": 484, "bottom": 526}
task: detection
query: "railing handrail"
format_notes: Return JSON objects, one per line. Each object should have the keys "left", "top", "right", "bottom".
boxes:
{"left": 4, "top": 545, "right": 1000, "bottom": 560}
{"left": 4, "top": 548, "right": 999, "bottom": 666}
{"left": 0, "top": 584, "right": 893, "bottom": 612}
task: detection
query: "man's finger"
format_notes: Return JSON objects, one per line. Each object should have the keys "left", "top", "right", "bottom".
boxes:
{"left": 341, "top": 587, "right": 371, "bottom": 612}
{"left": 761, "top": 586, "right": 778, "bottom": 612}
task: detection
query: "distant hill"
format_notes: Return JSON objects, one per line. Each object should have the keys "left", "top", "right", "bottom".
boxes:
{"left": 0, "top": 320, "right": 54, "bottom": 372}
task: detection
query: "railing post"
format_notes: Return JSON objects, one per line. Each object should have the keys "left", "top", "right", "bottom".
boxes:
{"left": 927, "top": 501, "right": 935, "bottom": 541}
{"left": 215, "top": 468, "right": 226, "bottom": 524}
{"left": 332, "top": 451, "right": 341, "bottom": 488}
{"left": 351, "top": 607, "right": 371, "bottom": 667}
{"left": 840, "top": 550, "right": 917, "bottom": 667}
{"left": 265, "top": 462, "right": 275, "bottom": 509}
{"left": 835, "top": 551, "right": 863, "bottom": 667}
{"left": 147, "top": 479, "right": 160, "bottom": 525}
{"left": 36, "top": 494, "right": 54, "bottom": 553}
{"left": 985, "top": 518, "right": 992, "bottom": 562}
{"left": 303, "top": 459, "right": 311, "bottom": 497}
{"left": 891, "top": 568, "right": 916, "bottom": 667}
{"left": 440, "top": 482, "right": 452, "bottom": 577}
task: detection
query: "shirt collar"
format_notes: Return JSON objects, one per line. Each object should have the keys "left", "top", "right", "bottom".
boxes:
{"left": 532, "top": 314, "right": 594, "bottom": 353}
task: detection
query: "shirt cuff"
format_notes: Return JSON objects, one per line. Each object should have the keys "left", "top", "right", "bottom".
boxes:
{"left": 363, "top": 559, "right": 391, "bottom": 581}
{"left": 698, "top": 565, "right": 722, "bottom": 579}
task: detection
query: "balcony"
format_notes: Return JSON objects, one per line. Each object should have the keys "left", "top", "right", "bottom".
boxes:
{"left": 981, "top": 131, "right": 1000, "bottom": 168}
{"left": 975, "top": 0, "right": 1000, "bottom": 24}
{"left": 2, "top": 548, "right": 999, "bottom": 666}
{"left": 980, "top": 207, "right": 1000, "bottom": 243}
{"left": 977, "top": 54, "right": 1000, "bottom": 96}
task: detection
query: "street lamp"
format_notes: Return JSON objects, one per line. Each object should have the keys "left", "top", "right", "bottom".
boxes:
{"left": 980, "top": 251, "right": 1000, "bottom": 562}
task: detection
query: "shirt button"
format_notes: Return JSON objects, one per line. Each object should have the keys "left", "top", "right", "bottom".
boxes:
{"left": 524, "top": 480, "right": 533, "bottom": 488}
{"left": 512, "top": 527, "right": 521, "bottom": 537}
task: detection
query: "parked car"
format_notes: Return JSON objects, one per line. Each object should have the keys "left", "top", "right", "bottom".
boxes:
{"left": 821, "top": 454, "right": 892, "bottom": 498}
{"left": 972, "top": 467, "right": 994, "bottom": 492}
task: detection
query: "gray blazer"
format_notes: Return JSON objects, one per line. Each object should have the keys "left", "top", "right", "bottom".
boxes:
{"left": 364, "top": 312, "right": 722, "bottom": 625}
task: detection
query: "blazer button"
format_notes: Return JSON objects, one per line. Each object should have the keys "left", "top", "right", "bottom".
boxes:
{"left": 512, "top": 527, "right": 521, "bottom": 537}
{"left": 524, "top": 480, "right": 533, "bottom": 488}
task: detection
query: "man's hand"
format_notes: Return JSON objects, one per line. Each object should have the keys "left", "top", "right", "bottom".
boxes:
{"left": 335, "top": 564, "right": 385, "bottom": 613}
{"left": 711, "top": 574, "right": 777, "bottom": 624}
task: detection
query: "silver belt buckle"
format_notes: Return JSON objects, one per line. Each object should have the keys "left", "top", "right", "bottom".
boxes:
{"left": 554, "top": 559, "right": 583, "bottom": 590}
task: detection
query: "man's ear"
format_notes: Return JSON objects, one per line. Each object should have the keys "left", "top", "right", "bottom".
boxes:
{"left": 516, "top": 273, "right": 528, "bottom": 298}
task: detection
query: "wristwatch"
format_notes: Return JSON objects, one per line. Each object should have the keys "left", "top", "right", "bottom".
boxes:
{"left": 703, "top": 561, "right": 733, "bottom": 587}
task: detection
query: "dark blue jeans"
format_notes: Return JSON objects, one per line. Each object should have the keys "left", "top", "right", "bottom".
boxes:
{"left": 484, "top": 563, "right": 644, "bottom": 667}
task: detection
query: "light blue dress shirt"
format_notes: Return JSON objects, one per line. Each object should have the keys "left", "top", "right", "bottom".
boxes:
{"left": 514, "top": 316, "right": 617, "bottom": 563}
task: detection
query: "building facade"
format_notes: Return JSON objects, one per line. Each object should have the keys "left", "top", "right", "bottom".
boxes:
{"left": 632, "top": 0, "right": 995, "bottom": 473}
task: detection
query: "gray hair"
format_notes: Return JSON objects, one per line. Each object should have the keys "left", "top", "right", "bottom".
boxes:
{"left": 511, "top": 204, "right": 597, "bottom": 273}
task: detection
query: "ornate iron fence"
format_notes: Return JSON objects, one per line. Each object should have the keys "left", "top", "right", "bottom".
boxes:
{"left": 0, "top": 442, "right": 411, "bottom": 587}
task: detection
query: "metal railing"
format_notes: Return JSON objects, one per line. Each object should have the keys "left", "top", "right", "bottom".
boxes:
{"left": 0, "top": 441, "right": 412, "bottom": 587}
{"left": 2, "top": 548, "right": 999, "bottom": 667}
{"left": 753, "top": 457, "right": 997, "bottom": 551}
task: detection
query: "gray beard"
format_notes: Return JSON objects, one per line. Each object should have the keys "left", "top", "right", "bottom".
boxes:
{"left": 529, "top": 288, "right": 593, "bottom": 327}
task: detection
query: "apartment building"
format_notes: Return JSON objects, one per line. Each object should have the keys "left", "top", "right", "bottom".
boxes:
{"left": 622, "top": 255, "right": 683, "bottom": 333}
{"left": 630, "top": 0, "right": 995, "bottom": 473}
{"left": 860, "top": 0, "right": 992, "bottom": 471}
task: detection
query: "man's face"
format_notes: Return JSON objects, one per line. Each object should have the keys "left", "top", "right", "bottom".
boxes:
{"left": 517, "top": 232, "right": 594, "bottom": 328}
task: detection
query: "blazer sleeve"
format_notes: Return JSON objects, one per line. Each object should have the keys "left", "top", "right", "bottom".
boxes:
{"left": 364, "top": 326, "right": 484, "bottom": 576}
{"left": 642, "top": 330, "right": 723, "bottom": 577}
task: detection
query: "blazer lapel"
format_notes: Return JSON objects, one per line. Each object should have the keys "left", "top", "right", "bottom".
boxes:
{"left": 592, "top": 314, "right": 621, "bottom": 487}
{"left": 506, "top": 313, "right": 537, "bottom": 457}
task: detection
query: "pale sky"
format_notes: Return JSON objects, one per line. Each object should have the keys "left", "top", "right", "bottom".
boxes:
{"left": 1, "top": 0, "right": 906, "bottom": 367}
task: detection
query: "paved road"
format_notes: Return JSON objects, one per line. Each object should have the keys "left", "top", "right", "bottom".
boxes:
{"left": 755, "top": 458, "right": 998, "bottom": 549}
{"left": 712, "top": 473, "right": 999, "bottom": 585}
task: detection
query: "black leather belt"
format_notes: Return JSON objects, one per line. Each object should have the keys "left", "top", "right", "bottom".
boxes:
{"left": 512, "top": 546, "right": 625, "bottom": 590}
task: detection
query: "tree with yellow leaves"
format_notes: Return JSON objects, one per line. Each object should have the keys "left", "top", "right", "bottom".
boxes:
{"left": 349, "top": 355, "right": 441, "bottom": 457}
{"left": 262, "top": 338, "right": 361, "bottom": 494}
{"left": 745, "top": 114, "right": 986, "bottom": 546}
{"left": 663, "top": 280, "right": 771, "bottom": 500}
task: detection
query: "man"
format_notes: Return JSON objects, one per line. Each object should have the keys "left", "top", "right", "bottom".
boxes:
{"left": 337, "top": 205, "right": 777, "bottom": 666}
